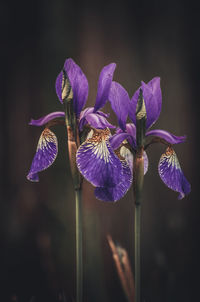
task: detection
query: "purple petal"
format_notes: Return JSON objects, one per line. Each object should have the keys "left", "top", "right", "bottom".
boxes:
{"left": 79, "top": 107, "right": 109, "bottom": 121}
{"left": 158, "top": 147, "right": 191, "bottom": 199}
{"left": 79, "top": 108, "right": 111, "bottom": 131}
{"left": 110, "top": 133, "right": 131, "bottom": 150}
{"left": 76, "top": 129, "right": 123, "bottom": 187}
{"left": 116, "top": 123, "right": 137, "bottom": 149}
{"left": 108, "top": 81, "right": 130, "bottom": 131}
{"left": 96, "top": 111, "right": 110, "bottom": 118}
{"left": 55, "top": 58, "right": 89, "bottom": 116}
{"left": 29, "top": 111, "right": 65, "bottom": 126}
{"left": 146, "top": 129, "right": 186, "bottom": 145}
{"left": 79, "top": 107, "right": 94, "bottom": 119}
{"left": 130, "top": 77, "right": 162, "bottom": 129}
{"left": 85, "top": 113, "right": 115, "bottom": 129}
{"left": 95, "top": 160, "right": 132, "bottom": 202}
{"left": 79, "top": 108, "right": 94, "bottom": 130}
{"left": 125, "top": 124, "right": 137, "bottom": 148}
{"left": 126, "top": 123, "right": 136, "bottom": 138}
{"left": 94, "top": 63, "right": 116, "bottom": 112}
{"left": 27, "top": 128, "right": 58, "bottom": 182}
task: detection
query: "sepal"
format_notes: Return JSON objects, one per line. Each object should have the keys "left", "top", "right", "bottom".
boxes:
{"left": 95, "top": 146, "right": 133, "bottom": 202}
{"left": 158, "top": 147, "right": 191, "bottom": 199}
{"left": 76, "top": 128, "right": 123, "bottom": 187}
{"left": 27, "top": 128, "right": 58, "bottom": 182}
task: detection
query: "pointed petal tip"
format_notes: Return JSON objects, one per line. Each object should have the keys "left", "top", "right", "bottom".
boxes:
{"left": 109, "top": 81, "right": 130, "bottom": 130}
{"left": 28, "top": 112, "right": 65, "bottom": 127}
{"left": 26, "top": 172, "right": 39, "bottom": 182}
{"left": 94, "top": 63, "right": 117, "bottom": 112}
{"left": 146, "top": 129, "right": 187, "bottom": 145}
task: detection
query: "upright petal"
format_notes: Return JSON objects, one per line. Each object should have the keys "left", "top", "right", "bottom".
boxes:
{"left": 158, "top": 147, "right": 191, "bottom": 199}
{"left": 76, "top": 128, "right": 123, "bottom": 187}
{"left": 108, "top": 81, "right": 130, "bottom": 131}
{"left": 94, "top": 63, "right": 116, "bottom": 112}
{"left": 29, "top": 111, "right": 65, "bottom": 126}
{"left": 55, "top": 58, "right": 89, "bottom": 116}
{"left": 130, "top": 77, "right": 162, "bottom": 129}
{"left": 27, "top": 128, "right": 58, "bottom": 182}
{"left": 146, "top": 129, "right": 186, "bottom": 145}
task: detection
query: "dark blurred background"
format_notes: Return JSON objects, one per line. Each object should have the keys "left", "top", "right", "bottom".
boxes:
{"left": 1, "top": 0, "right": 199, "bottom": 301}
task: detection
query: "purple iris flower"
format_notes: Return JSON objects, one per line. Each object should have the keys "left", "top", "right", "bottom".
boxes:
{"left": 27, "top": 59, "right": 116, "bottom": 181}
{"left": 107, "top": 78, "right": 191, "bottom": 201}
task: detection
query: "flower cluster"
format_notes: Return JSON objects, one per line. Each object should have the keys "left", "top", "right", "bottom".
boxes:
{"left": 27, "top": 59, "right": 191, "bottom": 201}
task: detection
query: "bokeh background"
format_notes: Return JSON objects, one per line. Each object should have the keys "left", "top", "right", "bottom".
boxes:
{"left": 1, "top": 1, "right": 199, "bottom": 301}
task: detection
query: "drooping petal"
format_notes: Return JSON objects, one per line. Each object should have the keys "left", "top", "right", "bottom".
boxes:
{"left": 27, "top": 128, "right": 58, "bottom": 182}
{"left": 94, "top": 63, "right": 116, "bottom": 112}
{"left": 95, "top": 146, "right": 133, "bottom": 202}
{"left": 76, "top": 128, "right": 123, "bottom": 187}
{"left": 29, "top": 111, "right": 65, "bottom": 126}
{"left": 95, "top": 160, "right": 132, "bottom": 202}
{"left": 130, "top": 77, "right": 162, "bottom": 129}
{"left": 146, "top": 129, "right": 186, "bottom": 145}
{"left": 108, "top": 81, "right": 130, "bottom": 131}
{"left": 158, "top": 147, "right": 191, "bottom": 199}
{"left": 55, "top": 58, "right": 89, "bottom": 116}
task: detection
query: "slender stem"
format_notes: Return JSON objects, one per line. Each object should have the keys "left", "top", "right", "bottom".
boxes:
{"left": 63, "top": 96, "right": 83, "bottom": 302}
{"left": 134, "top": 89, "right": 146, "bottom": 302}
{"left": 133, "top": 149, "right": 144, "bottom": 302}
{"left": 75, "top": 189, "right": 83, "bottom": 302}
{"left": 134, "top": 199, "right": 141, "bottom": 302}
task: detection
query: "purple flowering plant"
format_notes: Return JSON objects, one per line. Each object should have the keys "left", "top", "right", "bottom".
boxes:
{"left": 27, "top": 58, "right": 191, "bottom": 302}
{"left": 27, "top": 59, "right": 116, "bottom": 182}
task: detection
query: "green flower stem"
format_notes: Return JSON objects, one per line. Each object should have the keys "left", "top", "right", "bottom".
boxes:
{"left": 133, "top": 89, "right": 146, "bottom": 302}
{"left": 133, "top": 149, "right": 144, "bottom": 302}
{"left": 63, "top": 95, "right": 83, "bottom": 302}
{"left": 75, "top": 188, "right": 83, "bottom": 302}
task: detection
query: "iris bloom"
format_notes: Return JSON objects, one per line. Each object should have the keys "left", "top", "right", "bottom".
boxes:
{"left": 27, "top": 59, "right": 116, "bottom": 181}
{"left": 77, "top": 77, "right": 191, "bottom": 202}
{"left": 108, "top": 77, "right": 191, "bottom": 200}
